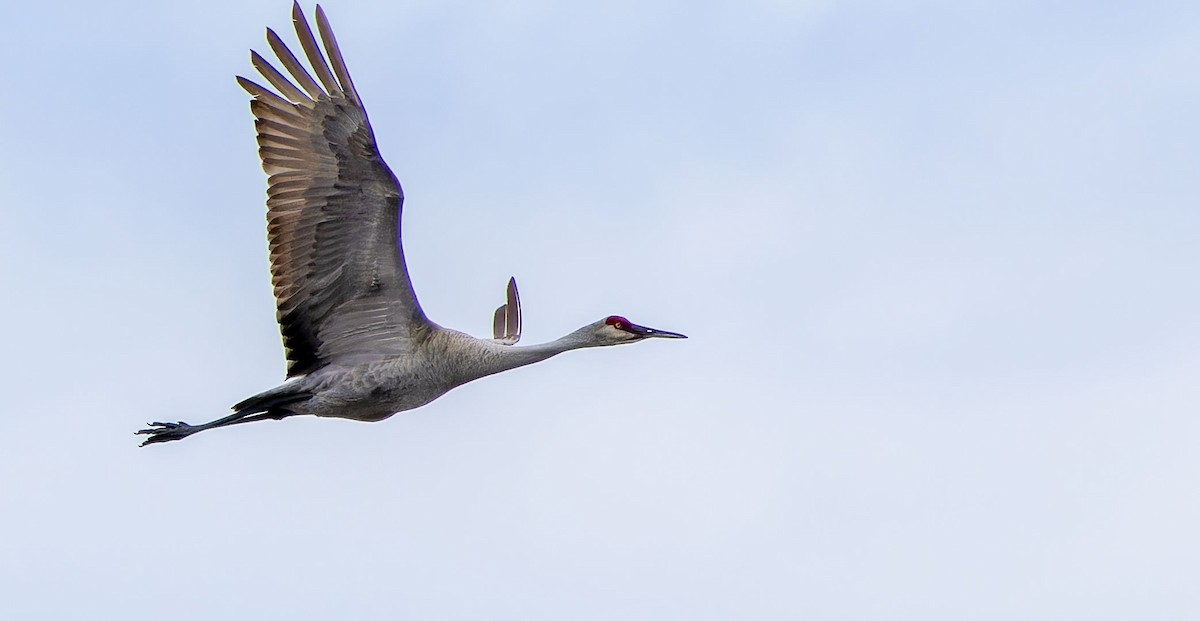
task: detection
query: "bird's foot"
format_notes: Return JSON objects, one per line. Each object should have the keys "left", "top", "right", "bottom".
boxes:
{"left": 136, "top": 421, "right": 201, "bottom": 446}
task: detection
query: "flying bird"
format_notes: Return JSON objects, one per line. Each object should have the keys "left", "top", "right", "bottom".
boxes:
{"left": 137, "top": 3, "right": 685, "bottom": 446}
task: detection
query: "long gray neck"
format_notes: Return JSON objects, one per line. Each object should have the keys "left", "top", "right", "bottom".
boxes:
{"left": 458, "top": 326, "right": 597, "bottom": 385}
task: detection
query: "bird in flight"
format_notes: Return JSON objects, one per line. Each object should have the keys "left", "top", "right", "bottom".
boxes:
{"left": 137, "top": 3, "right": 685, "bottom": 446}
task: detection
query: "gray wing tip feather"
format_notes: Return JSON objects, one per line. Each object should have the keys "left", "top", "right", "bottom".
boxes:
{"left": 314, "top": 3, "right": 360, "bottom": 103}
{"left": 245, "top": 3, "right": 358, "bottom": 105}
{"left": 292, "top": 2, "right": 342, "bottom": 96}
{"left": 493, "top": 277, "right": 521, "bottom": 345}
{"left": 249, "top": 49, "right": 310, "bottom": 104}
{"left": 266, "top": 27, "right": 326, "bottom": 100}
{"left": 491, "top": 277, "right": 522, "bottom": 345}
{"left": 507, "top": 277, "right": 521, "bottom": 343}
{"left": 493, "top": 305, "right": 506, "bottom": 341}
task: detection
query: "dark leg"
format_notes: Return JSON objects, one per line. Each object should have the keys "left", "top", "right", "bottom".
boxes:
{"left": 136, "top": 408, "right": 298, "bottom": 446}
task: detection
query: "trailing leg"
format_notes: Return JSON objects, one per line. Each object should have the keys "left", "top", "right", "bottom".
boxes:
{"left": 136, "top": 391, "right": 310, "bottom": 446}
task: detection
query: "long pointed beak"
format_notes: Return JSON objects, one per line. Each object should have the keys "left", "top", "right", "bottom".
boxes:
{"left": 630, "top": 323, "right": 687, "bottom": 339}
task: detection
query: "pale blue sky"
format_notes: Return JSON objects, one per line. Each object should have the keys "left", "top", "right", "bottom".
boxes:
{"left": 1, "top": 1, "right": 1198, "bottom": 619}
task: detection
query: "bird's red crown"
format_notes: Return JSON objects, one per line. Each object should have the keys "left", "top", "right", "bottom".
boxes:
{"left": 605, "top": 315, "right": 630, "bottom": 330}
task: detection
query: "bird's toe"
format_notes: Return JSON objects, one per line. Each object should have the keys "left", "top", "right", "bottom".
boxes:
{"left": 136, "top": 421, "right": 198, "bottom": 446}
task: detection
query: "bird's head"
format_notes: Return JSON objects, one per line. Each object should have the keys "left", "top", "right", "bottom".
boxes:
{"left": 590, "top": 315, "right": 687, "bottom": 345}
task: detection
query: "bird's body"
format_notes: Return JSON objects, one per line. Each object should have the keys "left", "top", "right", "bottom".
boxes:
{"left": 242, "top": 325, "right": 595, "bottom": 423}
{"left": 138, "top": 3, "right": 684, "bottom": 446}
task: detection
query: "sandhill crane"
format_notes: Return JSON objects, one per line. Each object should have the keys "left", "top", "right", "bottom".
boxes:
{"left": 137, "top": 3, "right": 685, "bottom": 446}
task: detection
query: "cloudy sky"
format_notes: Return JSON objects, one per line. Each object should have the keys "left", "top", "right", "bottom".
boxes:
{"left": 1, "top": 0, "right": 1198, "bottom": 619}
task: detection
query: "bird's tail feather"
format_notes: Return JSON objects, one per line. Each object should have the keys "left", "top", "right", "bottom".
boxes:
{"left": 231, "top": 388, "right": 312, "bottom": 415}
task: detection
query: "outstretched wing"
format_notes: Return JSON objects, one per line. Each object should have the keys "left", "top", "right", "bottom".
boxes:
{"left": 492, "top": 277, "right": 522, "bottom": 345}
{"left": 238, "top": 2, "right": 428, "bottom": 377}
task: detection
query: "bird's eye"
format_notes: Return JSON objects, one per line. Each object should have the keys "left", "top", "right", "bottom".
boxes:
{"left": 614, "top": 322, "right": 624, "bottom": 329}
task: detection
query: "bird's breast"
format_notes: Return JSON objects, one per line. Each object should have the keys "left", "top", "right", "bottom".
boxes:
{"left": 301, "top": 358, "right": 454, "bottom": 422}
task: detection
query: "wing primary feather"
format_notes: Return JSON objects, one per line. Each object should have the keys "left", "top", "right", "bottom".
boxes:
{"left": 292, "top": 1, "right": 342, "bottom": 96}
{"left": 315, "top": 5, "right": 360, "bottom": 104}
{"left": 251, "top": 49, "right": 310, "bottom": 103}
{"left": 238, "top": 76, "right": 304, "bottom": 118}
{"left": 250, "top": 102, "right": 307, "bottom": 131}
{"left": 506, "top": 277, "right": 521, "bottom": 343}
{"left": 266, "top": 27, "right": 326, "bottom": 99}
{"left": 493, "top": 306, "right": 505, "bottom": 341}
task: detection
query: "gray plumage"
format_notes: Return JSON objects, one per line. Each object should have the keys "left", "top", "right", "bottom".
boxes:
{"left": 137, "top": 2, "right": 685, "bottom": 446}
